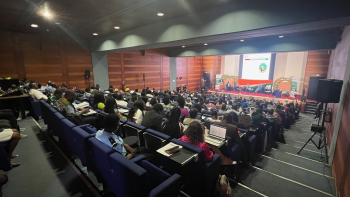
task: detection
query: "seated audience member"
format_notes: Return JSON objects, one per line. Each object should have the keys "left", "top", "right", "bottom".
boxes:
{"left": 84, "top": 88, "right": 91, "bottom": 98}
{"left": 103, "top": 98, "right": 123, "bottom": 119}
{"left": 95, "top": 114, "right": 135, "bottom": 159}
{"left": 162, "top": 107, "right": 184, "bottom": 139}
{"left": 149, "top": 98, "right": 157, "bottom": 107}
{"left": 135, "top": 89, "right": 141, "bottom": 96}
{"left": 0, "top": 128, "right": 21, "bottom": 167}
{"left": 216, "top": 99, "right": 224, "bottom": 108}
{"left": 192, "top": 103, "right": 202, "bottom": 114}
{"left": 141, "top": 96, "right": 149, "bottom": 107}
{"left": 51, "top": 82, "right": 57, "bottom": 93}
{"left": 251, "top": 109, "right": 264, "bottom": 126}
{"left": 161, "top": 96, "right": 174, "bottom": 111}
{"left": 179, "top": 121, "right": 213, "bottom": 162}
{"left": 266, "top": 109, "right": 280, "bottom": 125}
{"left": 37, "top": 83, "right": 42, "bottom": 90}
{"left": 62, "top": 82, "right": 68, "bottom": 89}
{"left": 284, "top": 106, "right": 292, "bottom": 117}
{"left": 177, "top": 96, "right": 189, "bottom": 116}
{"left": 183, "top": 108, "right": 202, "bottom": 125}
{"left": 92, "top": 92, "right": 105, "bottom": 110}
{"left": 0, "top": 110, "right": 19, "bottom": 130}
{"left": 228, "top": 104, "right": 240, "bottom": 115}
{"left": 214, "top": 113, "right": 247, "bottom": 165}
{"left": 141, "top": 104, "right": 164, "bottom": 132}
{"left": 208, "top": 111, "right": 219, "bottom": 122}
{"left": 241, "top": 99, "right": 248, "bottom": 108}
{"left": 218, "top": 104, "right": 227, "bottom": 114}
{"left": 205, "top": 99, "right": 216, "bottom": 110}
{"left": 127, "top": 95, "right": 137, "bottom": 108}
{"left": 50, "top": 90, "right": 63, "bottom": 108}
{"left": 146, "top": 91, "right": 153, "bottom": 98}
{"left": 127, "top": 100, "right": 145, "bottom": 125}
{"left": 29, "top": 83, "right": 48, "bottom": 101}
{"left": 115, "top": 93, "right": 128, "bottom": 107}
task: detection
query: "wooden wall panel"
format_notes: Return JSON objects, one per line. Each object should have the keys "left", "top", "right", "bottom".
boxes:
{"left": 108, "top": 49, "right": 170, "bottom": 91}
{"left": 203, "top": 56, "right": 221, "bottom": 89}
{"left": 303, "top": 51, "right": 330, "bottom": 96}
{"left": 0, "top": 31, "right": 93, "bottom": 90}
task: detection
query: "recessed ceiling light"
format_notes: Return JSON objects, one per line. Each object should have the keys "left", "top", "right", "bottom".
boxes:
{"left": 93, "top": 33, "right": 98, "bottom": 36}
{"left": 114, "top": 26, "right": 120, "bottom": 29}
{"left": 204, "top": 43, "right": 208, "bottom": 45}
{"left": 43, "top": 11, "right": 51, "bottom": 17}
{"left": 31, "top": 24, "right": 38, "bottom": 28}
{"left": 279, "top": 35, "right": 284, "bottom": 38}
{"left": 46, "top": 29, "right": 49, "bottom": 31}
{"left": 55, "top": 22, "right": 61, "bottom": 25}
{"left": 240, "top": 40, "right": 244, "bottom": 42}
{"left": 182, "top": 46, "right": 185, "bottom": 48}
{"left": 157, "top": 13, "right": 164, "bottom": 16}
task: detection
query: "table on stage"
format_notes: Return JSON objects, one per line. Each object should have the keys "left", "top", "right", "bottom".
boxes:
{"left": 0, "top": 94, "right": 28, "bottom": 119}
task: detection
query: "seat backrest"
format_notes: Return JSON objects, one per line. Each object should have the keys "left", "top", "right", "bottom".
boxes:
{"left": 87, "top": 138, "right": 116, "bottom": 187}
{"left": 124, "top": 122, "right": 145, "bottom": 137}
{"left": 143, "top": 129, "right": 171, "bottom": 152}
{"left": 61, "top": 119, "right": 77, "bottom": 146}
{"left": 71, "top": 127, "right": 94, "bottom": 167}
{"left": 249, "top": 135, "right": 257, "bottom": 160}
{"left": 109, "top": 153, "right": 150, "bottom": 197}
{"left": 79, "top": 124, "right": 97, "bottom": 134}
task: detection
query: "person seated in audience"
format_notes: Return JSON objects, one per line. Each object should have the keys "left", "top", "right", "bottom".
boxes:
{"left": 284, "top": 106, "right": 292, "bottom": 117}
{"left": 50, "top": 82, "right": 57, "bottom": 93}
{"left": 45, "top": 81, "right": 52, "bottom": 92}
{"left": 207, "top": 111, "right": 220, "bottom": 122}
{"left": 192, "top": 103, "right": 202, "bottom": 117}
{"left": 92, "top": 92, "right": 105, "bottom": 110}
{"left": 227, "top": 104, "right": 240, "bottom": 115}
{"left": 115, "top": 93, "right": 128, "bottom": 107}
{"left": 29, "top": 83, "right": 48, "bottom": 101}
{"left": 127, "top": 100, "right": 145, "bottom": 124}
{"left": 142, "top": 96, "right": 149, "bottom": 107}
{"left": 50, "top": 89, "right": 63, "bottom": 108}
{"left": 84, "top": 88, "right": 91, "bottom": 98}
{"left": 62, "top": 82, "right": 68, "bottom": 89}
{"left": 216, "top": 99, "right": 224, "bottom": 108}
{"left": 177, "top": 96, "right": 189, "bottom": 116}
{"left": 104, "top": 98, "right": 123, "bottom": 118}
{"left": 162, "top": 107, "right": 184, "bottom": 139}
{"left": 96, "top": 114, "right": 135, "bottom": 159}
{"left": 179, "top": 121, "right": 213, "bottom": 162}
{"left": 266, "top": 109, "right": 280, "bottom": 125}
{"left": 127, "top": 95, "right": 137, "bottom": 108}
{"left": 148, "top": 98, "right": 157, "bottom": 108}
{"left": 154, "top": 92, "right": 159, "bottom": 99}
{"left": 161, "top": 96, "right": 174, "bottom": 111}
{"left": 251, "top": 109, "right": 264, "bottom": 126}
{"left": 158, "top": 92, "right": 164, "bottom": 98}
{"left": 141, "top": 104, "right": 163, "bottom": 132}
{"left": 56, "top": 90, "right": 90, "bottom": 116}
{"left": 0, "top": 109, "right": 19, "bottom": 130}
{"left": 0, "top": 128, "right": 21, "bottom": 167}
{"left": 204, "top": 99, "right": 216, "bottom": 110}
{"left": 218, "top": 104, "right": 227, "bottom": 114}
{"left": 146, "top": 90, "right": 153, "bottom": 98}
{"left": 226, "top": 100, "right": 233, "bottom": 110}
{"left": 135, "top": 89, "right": 141, "bottom": 96}
{"left": 183, "top": 108, "right": 202, "bottom": 125}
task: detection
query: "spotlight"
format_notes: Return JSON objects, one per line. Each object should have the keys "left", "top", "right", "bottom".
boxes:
{"left": 114, "top": 26, "right": 120, "bottom": 29}
{"left": 43, "top": 11, "right": 51, "bottom": 17}
{"left": 204, "top": 43, "right": 208, "bottom": 45}
{"left": 93, "top": 33, "right": 98, "bottom": 36}
{"left": 279, "top": 35, "right": 284, "bottom": 38}
{"left": 240, "top": 40, "right": 244, "bottom": 42}
{"left": 31, "top": 24, "right": 38, "bottom": 28}
{"left": 182, "top": 46, "right": 185, "bottom": 48}
{"left": 157, "top": 13, "right": 164, "bottom": 16}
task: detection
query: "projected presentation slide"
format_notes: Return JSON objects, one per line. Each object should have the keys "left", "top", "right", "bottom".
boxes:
{"left": 242, "top": 53, "right": 271, "bottom": 80}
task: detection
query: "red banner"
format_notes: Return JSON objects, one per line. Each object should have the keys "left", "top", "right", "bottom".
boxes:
{"left": 238, "top": 79, "right": 273, "bottom": 86}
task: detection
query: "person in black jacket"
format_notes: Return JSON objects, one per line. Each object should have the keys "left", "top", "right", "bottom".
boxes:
{"left": 141, "top": 104, "right": 163, "bottom": 132}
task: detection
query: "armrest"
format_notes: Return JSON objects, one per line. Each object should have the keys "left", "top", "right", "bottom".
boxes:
{"left": 149, "top": 174, "right": 181, "bottom": 197}
{"left": 205, "top": 154, "right": 220, "bottom": 168}
{"left": 130, "top": 155, "right": 146, "bottom": 165}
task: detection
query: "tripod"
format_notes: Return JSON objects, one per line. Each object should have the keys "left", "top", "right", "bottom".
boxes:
{"left": 298, "top": 103, "right": 328, "bottom": 163}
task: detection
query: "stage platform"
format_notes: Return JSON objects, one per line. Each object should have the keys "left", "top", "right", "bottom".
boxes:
{"left": 207, "top": 89, "right": 314, "bottom": 103}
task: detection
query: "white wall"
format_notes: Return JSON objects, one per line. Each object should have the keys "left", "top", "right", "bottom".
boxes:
{"left": 221, "top": 52, "right": 308, "bottom": 94}
{"left": 220, "top": 55, "right": 240, "bottom": 76}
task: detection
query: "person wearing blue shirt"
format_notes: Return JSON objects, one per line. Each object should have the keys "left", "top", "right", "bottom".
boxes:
{"left": 95, "top": 114, "right": 136, "bottom": 159}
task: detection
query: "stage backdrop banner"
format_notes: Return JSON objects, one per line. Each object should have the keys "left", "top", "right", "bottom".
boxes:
{"left": 291, "top": 77, "right": 298, "bottom": 92}
{"left": 237, "top": 79, "right": 273, "bottom": 86}
{"left": 222, "top": 75, "right": 238, "bottom": 90}
{"left": 215, "top": 74, "right": 222, "bottom": 90}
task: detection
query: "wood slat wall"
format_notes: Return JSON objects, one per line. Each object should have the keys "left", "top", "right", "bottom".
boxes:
{"left": 303, "top": 51, "right": 330, "bottom": 96}
{"left": 202, "top": 56, "right": 221, "bottom": 89}
{"left": 108, "top": 49, "right": 170, "bottom": 91}
{"left": 0, "top": 31, "right": 93, "bottom": 89}
{"left": 176, "top": 57, "right": 203, "bottom": 92}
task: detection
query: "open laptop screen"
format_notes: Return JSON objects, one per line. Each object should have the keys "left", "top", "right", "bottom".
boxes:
{"left": 209, "top": 125, "right": 226, "bottom": 138}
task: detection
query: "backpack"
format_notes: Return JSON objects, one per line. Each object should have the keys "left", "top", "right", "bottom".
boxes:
{"left": 216, "top": 175, "right": 231, "bottom": 197}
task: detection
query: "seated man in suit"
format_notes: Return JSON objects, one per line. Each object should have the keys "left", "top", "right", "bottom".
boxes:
{"left": 141, "top": 104, "right": 163, "bottom": 132}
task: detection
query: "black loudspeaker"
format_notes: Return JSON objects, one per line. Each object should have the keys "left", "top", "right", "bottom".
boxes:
{"left": 316, "top": 79, "right": 343, "bottom": 103}
{"left": 85, "top": 70, "right": 90, "bottom": 78}
{"left": 143, "top": 73, "right": 145, "bottom": 82}
{"left": 203, "top": 73, "right": 210, "bottom": 89}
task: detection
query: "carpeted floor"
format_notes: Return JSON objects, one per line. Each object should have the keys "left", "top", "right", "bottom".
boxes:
{"left": 229, "top": 113, "right": 335, "bottom": 197}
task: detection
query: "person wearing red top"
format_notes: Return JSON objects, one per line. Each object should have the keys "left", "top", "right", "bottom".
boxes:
{"left": 179, "top": 121, "right": 213, "bottom": 161}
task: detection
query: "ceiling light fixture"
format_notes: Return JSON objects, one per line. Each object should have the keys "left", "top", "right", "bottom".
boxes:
{"left": 182, "top": 46, "right": 185, "bottom": 48}
{"left": 43, "top": 11, "right": 51, "bottom": 17}
{"left": 31, "top": 24, "right": 38, "bottom": 28}
{"left": 93, "top": 33, "right": 98, "bottom": 36}
{"left": 114, "top": 26, "right": 120, "bottom": 29}
{"left": 240, "top": 40, "right": 244, "bottom": 42}
{"left": 55, "top": 22, "right": 61, "bottom": 25}
{"left": 157, "top": 13, "right": 164, "bottom": 16}
{"left": 204, "top": 43, "right": 208, "bottom": 45}
{"left": 279, "top": 35, "right": 284, "bottom": 38}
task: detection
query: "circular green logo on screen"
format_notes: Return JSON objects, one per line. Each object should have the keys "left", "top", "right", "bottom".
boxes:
{"left": 259, "top": 63, "right": 267, "bottom": 73}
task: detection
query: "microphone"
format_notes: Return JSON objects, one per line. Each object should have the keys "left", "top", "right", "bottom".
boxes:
{"left": 108, "top": 137, "right": 118, "bottom": 147}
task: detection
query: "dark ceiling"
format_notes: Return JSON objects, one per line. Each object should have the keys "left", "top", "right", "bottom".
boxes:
{"left": 0, "top": 0, "right": 235, "bottom": 39}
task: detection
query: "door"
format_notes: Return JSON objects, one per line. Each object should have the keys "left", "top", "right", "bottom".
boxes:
{"left": 203, "top": 73, "right": 210, "bottom": 89}
{"left": 307, "top": 77, "right": 325, "bottom": 100}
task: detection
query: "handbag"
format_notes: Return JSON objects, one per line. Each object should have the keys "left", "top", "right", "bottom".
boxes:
{"left": 216, "top": 174, "right": 231, "bottom": 197}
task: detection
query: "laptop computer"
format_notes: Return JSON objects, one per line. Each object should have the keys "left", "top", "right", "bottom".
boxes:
{"left": 204, "top": 125, "right": 226, "bottom": 147}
